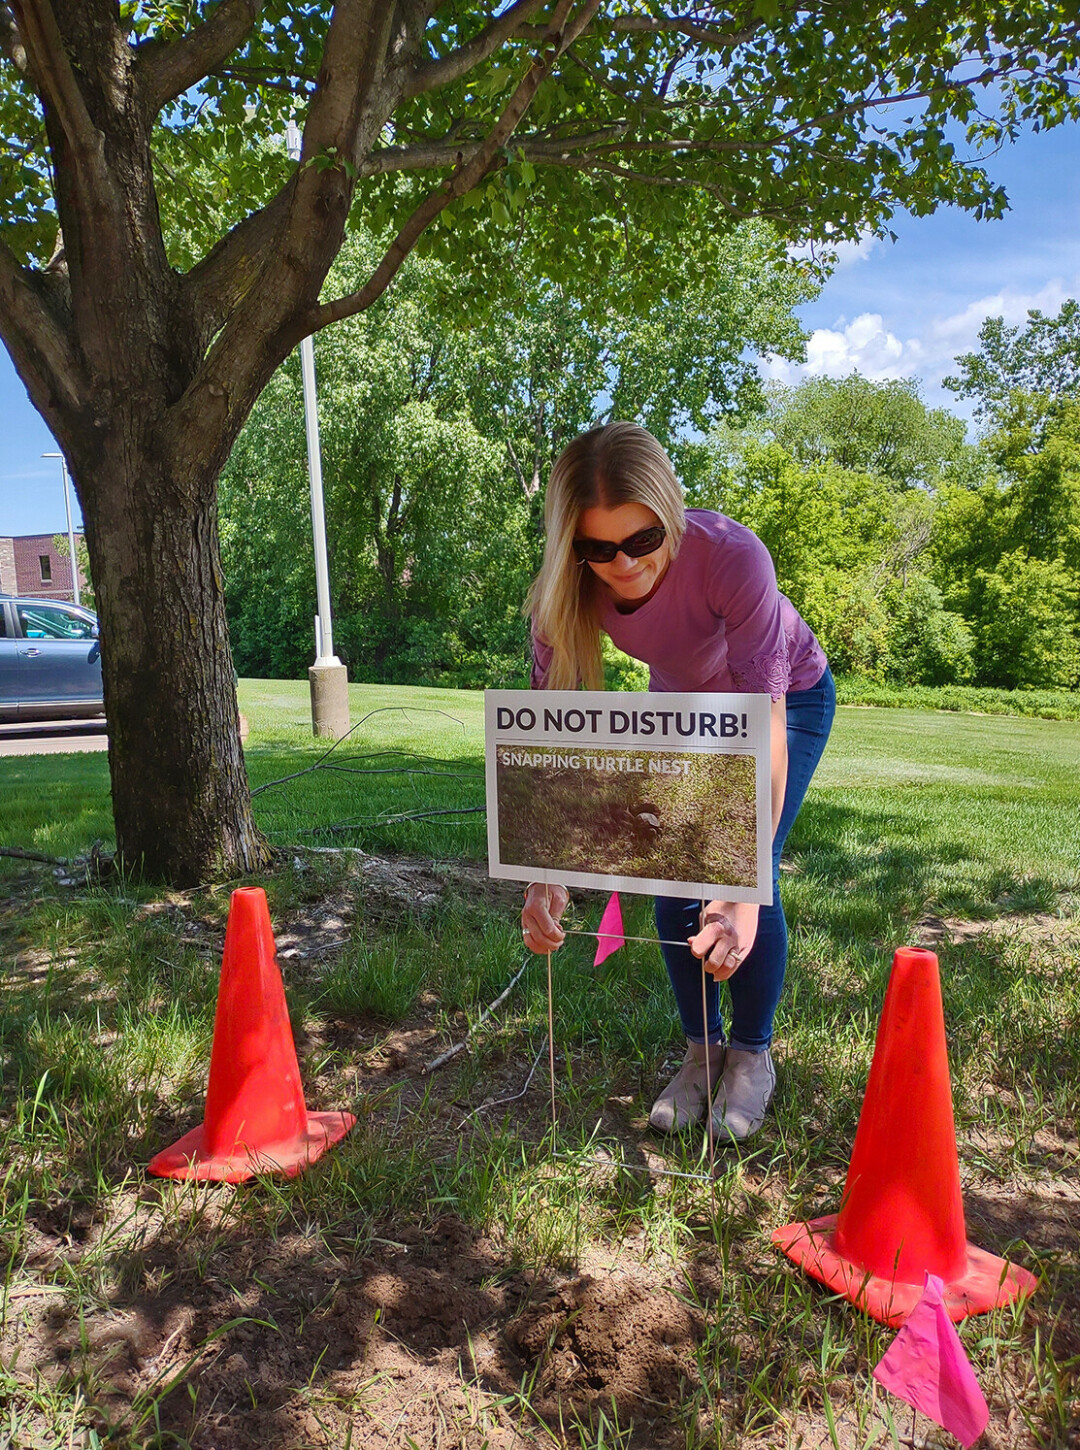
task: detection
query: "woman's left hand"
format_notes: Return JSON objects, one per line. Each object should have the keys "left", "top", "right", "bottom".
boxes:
{"left": 689, "top": 900, "right": 760, "bottom": 980}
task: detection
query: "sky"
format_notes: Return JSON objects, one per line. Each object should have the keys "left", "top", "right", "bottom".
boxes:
{"left": 765, "top": 120, "right": 1080, "bottom": 419}
{"left": 1, "top": 119, "right": 1077, "bottom": 537}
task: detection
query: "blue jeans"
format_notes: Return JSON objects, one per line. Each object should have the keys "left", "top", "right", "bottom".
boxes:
{"left": 654, "top": 666, "right": 836, "bottom": 1051}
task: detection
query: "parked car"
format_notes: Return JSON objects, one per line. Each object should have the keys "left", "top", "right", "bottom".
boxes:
{"left": 0, "top": 594, "right": 104, "bottom": 721}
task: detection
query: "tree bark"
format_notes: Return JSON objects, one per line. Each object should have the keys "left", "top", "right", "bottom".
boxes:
{"left": 3, "top": 0, "right": 397, "bottom": 884}
{"left": 77, "top": 439, "right": 272, "bottom": 885}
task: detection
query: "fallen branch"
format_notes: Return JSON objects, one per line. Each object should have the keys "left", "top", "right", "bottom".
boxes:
{"left": 0, "top": 845, "right": 67, "bottom": 866}
{"left": 374, "top": 805, "right": 486, "bottom": 825}
{"left": 423, "top": 955, "right": 530, "bottom": 1074}
{"left": 250, "top": 707, "right": 467, "bottom": 798}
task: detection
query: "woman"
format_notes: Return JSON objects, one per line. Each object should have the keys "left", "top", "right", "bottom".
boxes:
{"left": 520, "top": 421, "right": 835, "bottom": 1143}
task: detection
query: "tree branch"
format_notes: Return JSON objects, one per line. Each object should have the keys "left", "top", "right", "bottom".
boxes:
{"left": 184, "top": 183, "right": 295, "bottom": 346}
{"left": 0, "top": 4, "right": 28, "bottom": 70}
{"left": 769, "top": 62, "right": 1022, "bottom": 147}
{"left": 548, "top": 152, "right": 753, "bottom": 217}
{"left": 421, "top": 955, "right": 530, "bottom": 1074}
{"left": 363, "top": 48, "right": 1071, "bottom": 186}
{"left": 294, "top": 0, "right": 400, "bottom": 170}
{"left": 0, "top": 845, "right": 67, "bottom": 866}
{"left": 167, "top": 0, "right": 403, "bottom": 449}
{"left": 401, "top": 6, "right": 764, "bottom": 101}
{"left": 513, "top": 12, "right": 764, "bottom": 48}
{"left": 503, "top": 434, "right": 529, "bottom": 494}
{"left": 211, "top": 65, "right": 314, "bottom": 96}
{"left": 195, "top": 0, "right": 396, "bottom": 333}
{"left": 403, "top": 0, "right": 549, "bottom": 99}
{"left": 138, "top": 0, "right": 264, "bottom": 115}
{"left": 356, "top": 126, "right": 631, "bottom": 174}
{"left": 658, "top": 41, "right": 690, "bottom": 100}
{"left": 312, "top": 0, "right": 604, "bottom": 331}
{"left": 184, "top": 33, "right": 1046, "bottom": 345}
{"left": 607, "top": 14, "right": 764, "bottom": 47}
{"left": 5, "top": 125, "right": 47, "bottom": 162}
{"left": 8, "top": 0, "right": 106, "bottom": 180}
{"left": 0, "top": 237, "right": 86, "bottom": 425}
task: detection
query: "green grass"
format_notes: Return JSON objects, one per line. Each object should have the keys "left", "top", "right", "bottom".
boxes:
{"left": 0, "top": 751, "right": 116, "bottom": 862}
{"left": 5, "top": 678, "right": 1077, "bottom": 870}
{"left": 243, "top": 679, "right": 488, "bottom": 857}
{"left": 0, "top": 681, "right": 1077, "bottom": 1447}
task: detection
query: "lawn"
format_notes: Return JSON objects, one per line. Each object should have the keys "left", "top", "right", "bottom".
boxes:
{"left": 0, "top": 680, "right": 1077, "bottom": 1449}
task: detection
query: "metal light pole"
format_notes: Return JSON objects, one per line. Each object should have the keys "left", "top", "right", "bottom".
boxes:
{"left": 42, "top": 451, "right": 80, "bottom": 606}
{"left": 286, "top": 120, "right": 350, "bottom": 739}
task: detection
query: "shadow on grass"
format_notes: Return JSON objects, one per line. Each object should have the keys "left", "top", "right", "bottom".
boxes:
{"left": 1, "top": 779, "right": 1077, "bottom": 1448}
{"left": 785, "top": 796, "right": 1065, "bottom": 938}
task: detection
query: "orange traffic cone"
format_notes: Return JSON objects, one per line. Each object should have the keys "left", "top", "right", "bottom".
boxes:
{"left": 773, "top": 946, "right": 1037, "bottom": 1325}
{"left": 148, "top": 887, "right": 355, "bottom": 1182}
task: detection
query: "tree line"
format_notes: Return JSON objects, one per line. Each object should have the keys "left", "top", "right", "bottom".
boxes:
{"left": 220, "top": 258, "right": 1080, "bottom": 693}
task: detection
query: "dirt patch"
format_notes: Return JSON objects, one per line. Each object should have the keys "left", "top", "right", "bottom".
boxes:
{"left": 506, "top": 1269, "right": 704, "bottom": 1414}
{"left": 5, "top": 1211, "right": 706, "bottom": 1449}
{"left": 21, "top": 850, "right": 522, "bottom": 973}
{"left": 913, "top": 909, "right": 1080, "bottom": 949}
{"left": 293, "top": 848, "right": 521, "bottom": 909}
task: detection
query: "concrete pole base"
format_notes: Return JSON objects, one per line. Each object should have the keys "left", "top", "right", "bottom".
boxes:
{"left": 308, "top": 661, "right": 350, "bottom": 739}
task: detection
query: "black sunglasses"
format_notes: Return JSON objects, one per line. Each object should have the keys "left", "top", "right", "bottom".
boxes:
{"left": 572, "top": 525, "right": 667, "bottom": 564}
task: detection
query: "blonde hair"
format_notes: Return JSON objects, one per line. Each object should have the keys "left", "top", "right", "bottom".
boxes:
{"left": 528, "top": 422, "right": 686, "bottom": 690}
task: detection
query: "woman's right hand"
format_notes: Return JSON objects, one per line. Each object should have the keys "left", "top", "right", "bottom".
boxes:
{"left": 521, "top": 883, "right": 569, "bottom": 954}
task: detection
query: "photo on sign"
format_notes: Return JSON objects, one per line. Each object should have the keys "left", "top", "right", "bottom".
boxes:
{"left": 485, "top": 690, "right": 773, "bottom": 901}
{"left": 495, "top": 744, "right": 757, "bottom": 887}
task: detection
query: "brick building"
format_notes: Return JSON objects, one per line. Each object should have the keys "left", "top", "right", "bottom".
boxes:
{"left": 0, "top": 533, "right": 87, "bottom": 602}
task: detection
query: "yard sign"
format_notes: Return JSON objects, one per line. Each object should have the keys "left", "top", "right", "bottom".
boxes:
{"left": 485, "top": 690, "right": 773, "bottom": 903}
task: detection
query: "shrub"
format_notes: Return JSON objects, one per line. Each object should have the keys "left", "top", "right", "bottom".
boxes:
{"left": 800, "top": 571, "right": 891, "bottom": 681}
{"left": 881, "top": 576, "right": 974, "bottom": 686}
{"left": 834, "top": 677, "right": 1080, "bottom": 720}
{"left": 970, "top": 550, "right": 1080, "bottom": 688}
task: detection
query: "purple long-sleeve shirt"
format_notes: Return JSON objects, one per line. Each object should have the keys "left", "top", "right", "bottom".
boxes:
{"left": 531, "top": 509, "right": 827, "bottom": 699}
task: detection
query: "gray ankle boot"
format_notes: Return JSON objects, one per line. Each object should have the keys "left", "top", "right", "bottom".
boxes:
{"left": 710, "top": 1047, "right": 776, "bottom": 1142}
{"left": 649, "top": 1039, "right": 726, "bottom": 1132}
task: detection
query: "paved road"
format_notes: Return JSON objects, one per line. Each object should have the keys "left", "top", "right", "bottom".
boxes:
{"left": 0, "top": 719, "right": 109, "bottom": 757}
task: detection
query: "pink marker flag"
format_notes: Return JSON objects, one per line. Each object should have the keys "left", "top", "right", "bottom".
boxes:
{"left": 873, "top": 1273, "right": 990, "bottom": 1448}
{"left": 593, "top": 893, "right": 625, "bottom": 966}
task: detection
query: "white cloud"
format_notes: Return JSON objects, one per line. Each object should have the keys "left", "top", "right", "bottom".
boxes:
{"left": 765, "top": 275, "right": 1080, "bottom": 404}
{"left": 924, "top": 278, "right": 1075, "bottom": 349}
{"left": 831, "top": 234, "right": 882, "bottom": 269}
{"left": 764, "top": 313, "right": 918, "bottom": 384}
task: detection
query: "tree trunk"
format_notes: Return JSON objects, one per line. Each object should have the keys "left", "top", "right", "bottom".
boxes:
{"left": 78, "top": 445, "right": 272, "bottom": 885}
